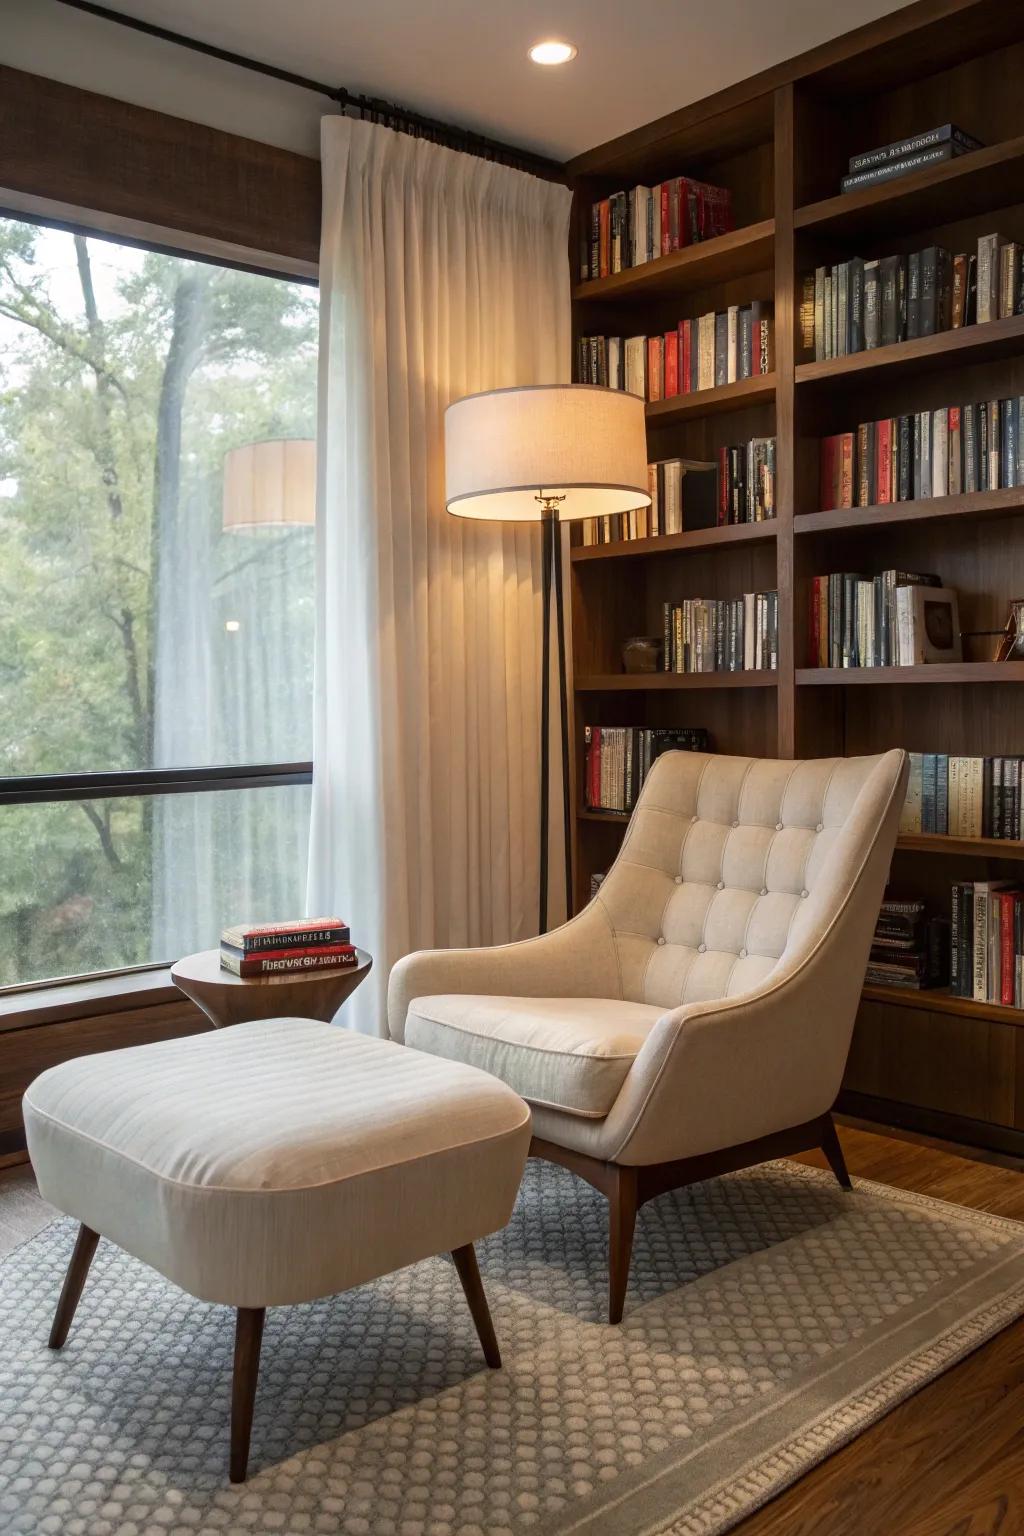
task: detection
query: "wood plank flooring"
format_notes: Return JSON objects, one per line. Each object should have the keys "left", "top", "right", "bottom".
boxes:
{"left": 2, "top": 1121, "right": 1021, "bottom": 1534}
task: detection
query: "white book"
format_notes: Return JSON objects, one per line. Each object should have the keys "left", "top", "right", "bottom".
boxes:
{"left": 624, "top": 335, "right": 646, "bottom": 398}
{"left": 607, "top": 336, "right": 623, "bottom": 390}
{"left": 743, "top": 592, "right": 756, "bottom": 670}
{"left": 698, "top": 313, "right": 716, "bottom": 391}
{"left": 931, "top": 410, "right": 949, "bottom": 496}
{"left": 726, "top": 305, "right": 739, "bottom": 384}
{"left": 630, "top": 187, "right": 652, "bottom": 265}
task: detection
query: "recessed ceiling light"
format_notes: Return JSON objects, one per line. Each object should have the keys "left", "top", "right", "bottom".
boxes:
{"left": 529, "top": 39, "right": 577, "bottom": 66}
{"left": 225, "top": 619, "right": 241, "bottom": 633}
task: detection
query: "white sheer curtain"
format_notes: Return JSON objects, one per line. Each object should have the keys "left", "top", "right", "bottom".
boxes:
{"left": 307, "top": 116, "right": 572, "bottom": 1035}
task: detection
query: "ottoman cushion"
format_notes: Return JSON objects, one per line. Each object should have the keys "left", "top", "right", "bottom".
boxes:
{"left": 23, "top": 1020, "right": 531, "bottom": 1308}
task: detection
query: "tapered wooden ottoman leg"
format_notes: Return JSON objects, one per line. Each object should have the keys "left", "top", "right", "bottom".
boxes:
{"left": 608, "top": 1164, "right": 638, "bottom": 1325}
{"left": 451, "top": 1243, "right": 501, "bottom": 1368}
{"left": 48, "top": 1224, "right": 100, "bottom": 1349}
{"left": 230, "top": 1306, "right": 265, "bottom": 1483}
{"left": 821, "top": 1114, "right": 853, "bottom": 1191}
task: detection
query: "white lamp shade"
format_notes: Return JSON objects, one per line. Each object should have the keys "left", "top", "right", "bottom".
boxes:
{"left": 222, "top": 438, "right": 316, "bottom": 531}
{"left": 444, "top": 384, "right": 651, "bottom": 522}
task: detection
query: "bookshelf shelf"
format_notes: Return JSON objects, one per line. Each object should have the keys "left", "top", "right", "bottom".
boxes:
{"left": 644, "top": 373, "right": 776, "bottom": 424}
{"left": 567, "top": 2, "right": 1024, "bottom": 1156}
{"left": 573, "top": 220, "right": 775, "bottom": 304}
{"left": 896, "top": 832, "right": 1024, "bottom": 860}
{"left": 794, "top": 134, "right": 1024, "bottom": 241}
{"left": 796, "top": 663, "right": 1024, "bottom": 686}
{"left": 576, "top": 671, "right": 778, "bottom": 692}
{"left": 794, "top": 486, "right": 1024, "bottom": 535}
{"left": 571, "top": 520, "right": 777, "bottom": 562}
{"left": 795, "top": 312, "right": 1024, "bottom": 388}
{"left": 861, "top": 984, "right": 1024, "bottom": 1030}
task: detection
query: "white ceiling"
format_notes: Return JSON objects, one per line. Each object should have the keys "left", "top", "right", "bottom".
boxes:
{"left": 59, "top": 0, "right": 914, "bottom": 163}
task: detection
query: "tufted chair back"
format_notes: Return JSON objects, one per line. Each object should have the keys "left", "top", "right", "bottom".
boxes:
{"left": 596, "top": 750, "right": 904, "bottom": 1010}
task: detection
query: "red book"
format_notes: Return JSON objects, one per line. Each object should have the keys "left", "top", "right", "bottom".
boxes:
{"left": 839, "top": 433, "right": 855, "bottom": 509}
{"left": 598, "top": 200, "right": 611, "bottom": 278}
{"left": 587, "top": 727, "right": 602, "bottom": 808}
{"left": 1001, "top": 893, "right": 1015, "bottom": 1007}
{"left": 678, "top": 319, "right": 692, "bottom": 394}
{"left": 221, "top": 945, "right": 359, "bottom": 978}
{"left": 876, "top": 419, "right": 893, "bottom": 504}
{"left": 647, "top": 336, "right": 663, "bottom": 401}
{"left": 676, "top": 179, "right": 691, "bottom": 247}
{"left": 717, "top": 446, "right": 729, "bottom": 525}
{"left": 663, "top": 331, "right": 679, "bottom": 397}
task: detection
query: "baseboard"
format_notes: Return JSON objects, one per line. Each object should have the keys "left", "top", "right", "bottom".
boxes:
{"left": 837, "top": 1090, "right": 1024, "bottom": 1161}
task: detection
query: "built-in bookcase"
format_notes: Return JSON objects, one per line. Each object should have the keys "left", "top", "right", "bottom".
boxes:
{"left": 565, "top": 0, "right": 1024, "bottom": 1155}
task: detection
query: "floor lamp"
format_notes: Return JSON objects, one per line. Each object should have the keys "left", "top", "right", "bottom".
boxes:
{"left": 444, "top": 385, "right": 651, "bottom": 931}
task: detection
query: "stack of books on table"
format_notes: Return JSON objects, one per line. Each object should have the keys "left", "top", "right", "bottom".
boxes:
{"left": 951, "top": 882, "right": 1024, "bottom": 1006}
{"left": 865, "top": 899, "right": 945, "bottom": 992}
{"left": 839, "top": 123, "right": 982, "bottom": 194}
{"left": 220, "top": 918, "right": 356, "bottom": 977}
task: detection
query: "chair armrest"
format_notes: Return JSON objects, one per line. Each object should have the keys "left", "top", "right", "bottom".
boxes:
{"left": 387, "top": 904, "right": 620, "bottom": 1042}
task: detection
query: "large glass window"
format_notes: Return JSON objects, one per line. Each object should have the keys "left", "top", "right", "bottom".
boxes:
{"left": 0, "top": 217, "right": 318, "bottom": 986}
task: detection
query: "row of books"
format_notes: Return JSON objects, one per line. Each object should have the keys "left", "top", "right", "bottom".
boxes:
{"left": 220, "top": 918, "right": 356, "bottom": 978}
{"left": 579, "top": 439, "right": 778, "bottom": 546}
{"left": 806, "top": 570, "right": 955, "bottom": 669}
{"left": 864, "top": 899, "right": 947, "bottom": 991}
{"left": 840, "top": 122, "right": 981, "bottom": 194}
{"left": 581, "top": 177, "right": 734, "bottom": 281}
{"left": 584, "top": 726, "right": 710, "bottom": 814}
{"left": 819, "top": 400, "right": 1024, "bottom": 511}
{"left": 662, "top": 592, "right": 778, "bottom": 674}
{"left": 576, "top": 305, "right": 773, "bottom": 401}
{"left": 801, "top": 234, "right": 1023, "bottom": 362}
{"left": 950, "top": 881, "right": 1024, "bottom": 1006}
{"left": 901, "top": 755, "right": 1024, "bottom": 841}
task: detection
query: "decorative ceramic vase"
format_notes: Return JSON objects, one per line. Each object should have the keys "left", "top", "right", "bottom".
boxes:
{"left": 622, "top": 635, "right": 661, "bottom": 674}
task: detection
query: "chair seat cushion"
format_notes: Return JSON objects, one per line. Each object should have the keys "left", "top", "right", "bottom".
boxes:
{"left": 23, "top": 1020, "right": 531, "bottom": 1308}
{"left": 404, "top": 995, "right": 664, "bottom": 1118}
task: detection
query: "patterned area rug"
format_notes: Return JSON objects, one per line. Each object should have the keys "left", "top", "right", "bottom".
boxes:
{"left": 2, "top": 1159, "right": 1023, "bottom": 1536}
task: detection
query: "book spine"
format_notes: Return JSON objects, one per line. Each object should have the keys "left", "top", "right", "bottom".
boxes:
{"left": 222, "top": 949, "right": 359, "bottom": 978}
{"left": 848, "top": 124, "right": 981, "bottom": 173}
{"left": 840, "top": 143, "right": 955, "bottom": 192}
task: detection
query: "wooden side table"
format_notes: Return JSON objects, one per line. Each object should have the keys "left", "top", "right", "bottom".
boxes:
{"left": 171, "top": 948, "right": 372, "bottom": 1029}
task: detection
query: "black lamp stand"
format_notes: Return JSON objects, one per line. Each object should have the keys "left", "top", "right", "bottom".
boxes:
{"left": 538, "top": 497, "right": 573, "bottom": 933}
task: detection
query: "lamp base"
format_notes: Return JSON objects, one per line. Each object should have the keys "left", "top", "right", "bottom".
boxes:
{"left": 538, "top": 498, "right": 572, "bottom": 934}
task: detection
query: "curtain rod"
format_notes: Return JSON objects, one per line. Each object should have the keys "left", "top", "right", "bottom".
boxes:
{"left": 53, "top": 0, "right": 562, "bottom": 178}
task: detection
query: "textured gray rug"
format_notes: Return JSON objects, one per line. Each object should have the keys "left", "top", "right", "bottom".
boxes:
{"left": 2, "top": 1159, "right": 1024, "bottom": 1536}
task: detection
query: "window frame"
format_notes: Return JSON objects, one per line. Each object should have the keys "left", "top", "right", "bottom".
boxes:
{"left": 0, "top": 199, "right": 318, "bottom": 995}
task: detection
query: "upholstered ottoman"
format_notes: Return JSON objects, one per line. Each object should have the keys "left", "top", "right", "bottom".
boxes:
{"left": 23, "top": 1020, "right": 531, "bottom": 1481}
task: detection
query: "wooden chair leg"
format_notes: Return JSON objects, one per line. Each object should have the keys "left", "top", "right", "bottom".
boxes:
{"left": 48, "top": 1224, "right": 100, "bottom": 1349}
{"left": 608, "top": 1164, "right": 638, "bottom": 1325}
{"left": 820, "top": 1114, "right": 853, "bottom": 1191}
{"left": 451, "top": 1243, "right": 501, "bottom": 1368}
{"left": 230, "top": 1306, "right": 265, "bottom": 1483}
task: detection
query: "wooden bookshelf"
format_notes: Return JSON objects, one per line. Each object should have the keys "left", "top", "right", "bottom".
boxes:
{"left": 565, "top": 0, "right": 1024, "bottom": 1156}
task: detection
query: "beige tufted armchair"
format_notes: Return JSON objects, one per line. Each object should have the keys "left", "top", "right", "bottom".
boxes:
{"left": 388, "top": 749, "right": 908, "bottom": 1322}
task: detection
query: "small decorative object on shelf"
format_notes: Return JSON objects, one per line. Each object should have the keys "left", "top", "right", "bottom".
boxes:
{"left": 576, "top": 304, "right": 773, "bottom": 399}
{"left": 590, "top": 871, "right": 607, "bottom": 900}
{"left": 220, "top": 917, "right": 356, "bottom": 978}
{"left": 901, "top": 585, "right": 962, "bottom": 664}
{"left": 951, "top": 880, "right": 1024, "bottom": 1006}
{"left": 839, "top": 123, "right": 982, "bottom": 194}
{"left": 819, "top": 397, "right": 1024, "bottom": 511}
{"left": 621, "top": 636, "right": 662, "bottom": 674}
{"left": 865, "top": 898, "right": 947, "bottom": 991}
{"left": 585, "top": 726, "right": 709, "bottom": 814}
{"left": 996, "top": 599, "right": 1024, "bottom": 661}
{"left": 900, "top": 752, "right": 1024, "bottom": 839}
{"left": 580, "top": 175, "right": 734, "bottom": 281}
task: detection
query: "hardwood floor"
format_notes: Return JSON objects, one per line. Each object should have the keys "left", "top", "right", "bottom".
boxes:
{"left": 2, "top": 1121, "right": 1021, "bottom": 1533}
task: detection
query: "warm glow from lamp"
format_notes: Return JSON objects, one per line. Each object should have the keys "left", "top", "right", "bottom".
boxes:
{"left": 529, "top": 40, "right": 577, "bottom": 64}
{"left": 222, "top": 438, "right": 315, "bottom": 531}
{"left": 444, "top": 385, "right": 650, "bottom": 522}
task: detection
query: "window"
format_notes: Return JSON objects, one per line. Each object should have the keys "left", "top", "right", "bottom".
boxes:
{"left": 0, "top": 217, "right": 318, "bottom": 987}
